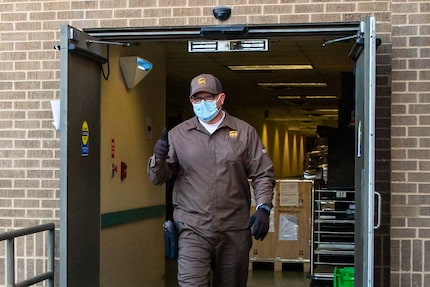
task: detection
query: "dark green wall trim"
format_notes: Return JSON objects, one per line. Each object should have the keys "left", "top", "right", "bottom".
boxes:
{"left": 101, "top": 204, "right": 165, "bottom": 228}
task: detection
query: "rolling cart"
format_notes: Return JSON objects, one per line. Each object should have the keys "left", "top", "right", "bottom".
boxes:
{"left": 309, "top": 188, "right": 355, "bottom": 287}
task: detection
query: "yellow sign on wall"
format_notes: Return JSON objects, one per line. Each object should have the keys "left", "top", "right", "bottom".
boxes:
{"left": 81, "top": 121, "right": 89, "bottom": 156}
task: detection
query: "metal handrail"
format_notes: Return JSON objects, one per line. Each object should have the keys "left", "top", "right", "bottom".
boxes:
{"left": 0, "top": 223, "right": 55, "bottom": 287}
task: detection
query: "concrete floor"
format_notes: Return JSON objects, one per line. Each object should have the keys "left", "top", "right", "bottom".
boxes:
{"left": 247, "top": 269, "right": 311, "bottom": 287}
{"left": 165, "top": 261, "right": 313, "bottom": 287}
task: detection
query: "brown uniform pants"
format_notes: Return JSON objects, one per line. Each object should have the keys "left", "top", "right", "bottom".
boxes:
{"left": 177, "top": 223, "right": 252, "bottom": 287}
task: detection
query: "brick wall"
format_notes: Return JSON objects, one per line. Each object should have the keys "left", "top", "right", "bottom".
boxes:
{"left": 0, "top": 0, "right": 61, "bottom": 284}
{"left": 374, "top": 16, "right": 393, "bottom": 287}
{"left": 0, "top": 0, "right": 409, "bottom": 286}
{"left": 391, "top": 1, "right": 430, "bottom": 286}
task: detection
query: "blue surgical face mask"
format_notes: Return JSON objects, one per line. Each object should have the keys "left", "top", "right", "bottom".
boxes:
{"left": 192, "top": 95, "right": 221, "bottom": 122}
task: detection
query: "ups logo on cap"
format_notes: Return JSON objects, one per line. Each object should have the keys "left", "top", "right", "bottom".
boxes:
{"left": 198, "top": 77, "right": 206, "bottom": 85}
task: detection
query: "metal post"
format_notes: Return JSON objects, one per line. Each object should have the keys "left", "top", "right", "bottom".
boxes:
{"left": 6, "top": 238, "right": 15, "bottom": 287}
{"left": 47, "top": 228, "right": 55, "bottom": 287}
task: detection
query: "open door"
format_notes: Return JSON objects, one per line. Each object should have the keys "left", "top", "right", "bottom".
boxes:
{"left": 59, "top": 20, "right": 378, "bottom": 286}
{"left": 351, "top": 16, "right": 377, "bottom": 287}
{"left": 59, "top": 24, "right": 104, "bottom": 287}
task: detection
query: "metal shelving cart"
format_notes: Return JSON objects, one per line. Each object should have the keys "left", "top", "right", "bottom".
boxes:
{"left": 309, "top": 188, "right": 355, "bottom": 287}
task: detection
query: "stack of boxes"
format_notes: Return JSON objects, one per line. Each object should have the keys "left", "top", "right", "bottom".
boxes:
{"left": 249, "top": 179, "right": 312, "bottom": 271}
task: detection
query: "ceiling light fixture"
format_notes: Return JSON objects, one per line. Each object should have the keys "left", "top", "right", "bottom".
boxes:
{"left": 277, "top": 95, "right": 337, "bottom": 100}
{"left": 277, "top": 95, "right": 302, "bottom": 100}
{"left": 258, "top": 82, "right": 327, "bottom": 88}
{"left": 305, "top": 95, "right": 337, "bottom": 99}
{"left": 315, "top": 108, "right": 338, "bottom": 112}
{"left": 228, "top": 64, "right": 313, "bottom": 71}
{"left": 119, "top": 56, "right": 153, "bottom": 89}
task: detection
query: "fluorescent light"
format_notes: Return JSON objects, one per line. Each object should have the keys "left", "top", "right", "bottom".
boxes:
{"left": 258, "top": 82, "right": 327, "bottom": 88}
{"left": 315, "top": 109, "right": 338, "bottom": 112}
{"left": 278, "top": 95, "right": 337, "bottom": 100}
{"left": 305, "top": 95, "right": 337, "bottom": 99}
{"left": 277, "top": 95, "right": 302, "bottom": 100}
{"left": 228, "top": 64, "right": 313, "bottom": 71}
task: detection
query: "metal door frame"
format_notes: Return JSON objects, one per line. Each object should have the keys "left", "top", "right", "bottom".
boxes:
{"left": 60, "top": 19, "right": 376, "bottom": 286}
{"left": 59, "top": 24, "right": 105, "bottom": 287}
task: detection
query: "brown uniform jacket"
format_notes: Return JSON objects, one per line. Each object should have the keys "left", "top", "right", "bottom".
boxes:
{"left": 148, "top": 112, "right": 275, "bottom": 231}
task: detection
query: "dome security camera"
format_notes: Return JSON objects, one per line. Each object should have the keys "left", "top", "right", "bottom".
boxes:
{"left": 213, "top": 7, "right": 231, "bottom": 21}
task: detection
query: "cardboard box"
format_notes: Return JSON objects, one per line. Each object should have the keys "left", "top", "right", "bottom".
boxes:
{"left": 249, "top": 179, "right": 312, "bottom": 270}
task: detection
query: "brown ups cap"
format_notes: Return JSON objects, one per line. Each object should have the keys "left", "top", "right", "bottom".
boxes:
{"left": 190, "top": 74, "right": 223, "bottom": 97}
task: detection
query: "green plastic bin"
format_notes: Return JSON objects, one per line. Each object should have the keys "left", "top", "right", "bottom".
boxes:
{"left": 333, "top": 267, "right": 354, "bottom": 287}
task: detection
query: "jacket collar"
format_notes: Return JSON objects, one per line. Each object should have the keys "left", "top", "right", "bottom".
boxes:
{"left": 185, "top": 111, "right": 237, "bottom": 132}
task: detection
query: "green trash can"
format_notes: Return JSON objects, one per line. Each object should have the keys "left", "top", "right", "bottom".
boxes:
{"left": 333, "top": 267, "right": 354, "bottom": 287}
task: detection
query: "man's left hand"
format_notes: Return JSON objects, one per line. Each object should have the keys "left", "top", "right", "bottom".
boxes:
{"left": 248, "top": 206, "right": 270, "bottom": 241}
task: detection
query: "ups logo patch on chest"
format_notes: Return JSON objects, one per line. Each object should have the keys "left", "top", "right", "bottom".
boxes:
{"left": 229, "top": 130, "right": 238, "bottom": 139}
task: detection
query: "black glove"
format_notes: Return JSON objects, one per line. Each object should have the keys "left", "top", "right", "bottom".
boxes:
{"left": 154, "top": 129, "right": 169, "bottom": 160}
{"left": 248, "top": 205, "right": 270, "bottom": 241}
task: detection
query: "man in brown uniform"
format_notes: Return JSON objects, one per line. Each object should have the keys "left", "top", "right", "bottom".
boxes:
{"left": 148, "top": 73, "right": 275, "bottom": 287}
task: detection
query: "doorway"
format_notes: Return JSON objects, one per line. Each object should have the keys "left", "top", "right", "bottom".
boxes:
{"left": 60, "top": 19, "right": 376, "bottom": 287}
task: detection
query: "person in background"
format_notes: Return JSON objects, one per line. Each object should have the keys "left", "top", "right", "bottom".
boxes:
{"left": 147, "top": 73, "right": 275, "bottom": 287}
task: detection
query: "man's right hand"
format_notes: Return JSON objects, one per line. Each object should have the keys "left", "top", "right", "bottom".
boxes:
{"left": 154, "top": 129, "right": 169, "bottom": 160}
{"left": 248, "top": 206, "right": 270, "bottom": 241}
